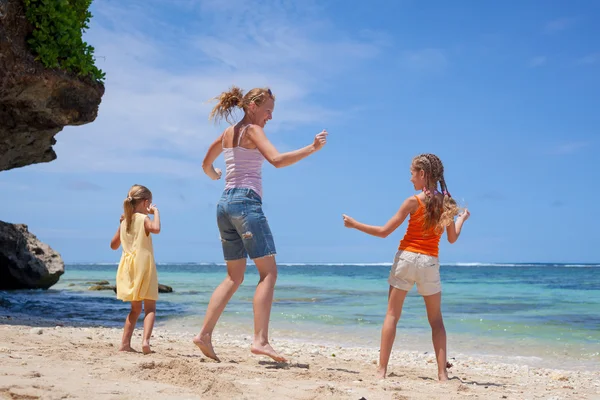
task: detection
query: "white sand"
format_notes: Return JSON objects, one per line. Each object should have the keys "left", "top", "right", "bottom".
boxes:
{"left": 0, "top": 315, "right": 598, "bottom": 399}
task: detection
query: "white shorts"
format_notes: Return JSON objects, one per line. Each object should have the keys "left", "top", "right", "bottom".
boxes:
{"left": 388, "top": 250, "right": 441, "bottom": 296}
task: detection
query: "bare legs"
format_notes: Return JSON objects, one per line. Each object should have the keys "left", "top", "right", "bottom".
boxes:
{"left": 377, "top": 287, "right": 408, "bottom": 378}
{"left": 250, "top": 256, "right": 286, "bottom": 362}
{"left": 193, "top": 256, "right": 285, "bottom": 362}
{"left": 141, "top": 300, "right": 156, "bottom": 354}
{"left": 193, "top": 259, "right": 246, "bottom": 361}
{"left": 378, "top": 288, "right": 448, "bottom": 381}
{"left": 423, "top": 292, "right": 448, "bottom": 381}
{"left": 120, "top": 299, "right": 155, "bottom": 354}
{"left": 120, "top": 301, "right": 142, "bottom": 352}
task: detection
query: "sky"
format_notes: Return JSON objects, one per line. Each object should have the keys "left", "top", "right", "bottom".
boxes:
{"left": 1, "top": 0, "right": 599, "bottom": 264}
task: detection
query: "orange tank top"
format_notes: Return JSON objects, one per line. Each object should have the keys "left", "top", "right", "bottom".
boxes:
{"left": 398, "top": 196, "right": 442, "bottom": 258}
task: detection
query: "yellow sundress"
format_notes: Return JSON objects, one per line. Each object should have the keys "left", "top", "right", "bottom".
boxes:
{"left": 116, "top": 213, "right": 158, "bottom": 301}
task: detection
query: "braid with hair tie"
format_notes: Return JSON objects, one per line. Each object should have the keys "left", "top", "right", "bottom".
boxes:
{"left": 440, "top": 176, "right": 451, "bottom": 198}
{"left": 411, "top": 153, "right": 459, "bottom": 232}
{"left": 425, "top": 154, "right": 440, "bottom": 194}
{"left": 417, "top": 154, "right": 433, "bottom": 193}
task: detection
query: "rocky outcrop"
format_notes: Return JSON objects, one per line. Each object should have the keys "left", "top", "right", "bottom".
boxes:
{"left": 0, "top": 221, "right": 64, "bottom": 290}
{"left": 0, "top": 1, "right": 105, "bottom": 290}
{"left": 0, "top": 0, "right": 104, "bottom": 172}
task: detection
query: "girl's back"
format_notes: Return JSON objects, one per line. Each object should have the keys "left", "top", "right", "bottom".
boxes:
{"left": 119, "top": 213, "right": 154, "bottom": 257}
{"left": 117, "top": 213, "right": 157, "bottom": 302}
{"left": 399, "top": 193, "right": 443, "bottom": 258}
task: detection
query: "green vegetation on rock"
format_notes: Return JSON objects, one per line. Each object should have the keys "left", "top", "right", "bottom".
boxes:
{"left": 23, "top": 0, "right": 105, "bottom": 82}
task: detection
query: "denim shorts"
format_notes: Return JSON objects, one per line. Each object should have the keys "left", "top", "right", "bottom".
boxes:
{"left": 388, "top": 250, "right": 441, "bottom": 296}
{"left": 216, "top": 188, "right": 277, "bottom": 261}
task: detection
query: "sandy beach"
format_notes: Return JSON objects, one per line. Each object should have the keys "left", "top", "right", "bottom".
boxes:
{"left": 1, "top": 314, "right": 598, "bottom": 400}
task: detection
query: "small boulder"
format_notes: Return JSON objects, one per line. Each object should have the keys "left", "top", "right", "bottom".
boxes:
{"left": 111, "top": 283, "right": 173, "bottom": 294}
{"left": 89, "top": 285, "right": 116, "bottom": 291}
{"left": 85, "top": 280, "right": 109, "bottom": 285}
{"left": 158, "top": 284, "right": 173, "bottom": 293}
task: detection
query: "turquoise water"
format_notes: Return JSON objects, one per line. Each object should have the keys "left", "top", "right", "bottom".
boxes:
{"left": 1, "top": 262, "right": 599, "bottom": 370}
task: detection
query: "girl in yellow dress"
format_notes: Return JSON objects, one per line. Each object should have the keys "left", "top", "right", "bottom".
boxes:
{"left": 110, "top": 184, "right": 161, "bottom": 354}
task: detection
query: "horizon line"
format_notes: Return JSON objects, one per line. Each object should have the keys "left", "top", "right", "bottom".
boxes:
{"left": 63, "top": 261, "right": 600, "bottom": 266}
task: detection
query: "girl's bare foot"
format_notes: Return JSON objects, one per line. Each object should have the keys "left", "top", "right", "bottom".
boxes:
{"left": 376, "top": 367, "right": 387, "bottom": 379}
{"left": 250, "top": 342, "right": 287, "bottom": 362}
{"left": 118, "top": 345, "right": 136, "bottom": 352}
{"left": 142, "top": 342, "right": 153, "bottom": 355}
{"left": 193, "top": 334, "right": 220, "bottom": 362}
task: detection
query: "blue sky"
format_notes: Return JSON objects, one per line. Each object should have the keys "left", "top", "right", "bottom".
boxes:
{"left": 1, "top": 0, "right": 599, "bottom": 264}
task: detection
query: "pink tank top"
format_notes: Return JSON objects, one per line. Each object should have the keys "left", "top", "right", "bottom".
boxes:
{"left": 223, "top": 125, "right": 265, "bottom": 198}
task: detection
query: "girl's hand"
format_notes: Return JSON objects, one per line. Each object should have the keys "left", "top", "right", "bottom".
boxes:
{"left": 458, "top": 208, "right": 470, "bottom": 222}
{"left": 342, "top": 214, "right": 356, "bottom": 228}
{"left": 147, "top": 204, "right": 158, "bottom": 215}
{"left": 313, "top": 130, "right": 328, "bottom": 151}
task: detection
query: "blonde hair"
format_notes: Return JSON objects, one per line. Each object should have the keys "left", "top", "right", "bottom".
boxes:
{"left": 411, "top": 154, "right": 459, "bottom": 233}
{"left": 208, "top": 86, "right": 275, "bottom": 124}
{"left": 123, "top": 184, "right": 152, "bottom": 233}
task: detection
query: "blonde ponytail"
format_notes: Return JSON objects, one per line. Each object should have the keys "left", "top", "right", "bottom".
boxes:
{"left": 208, "top": 86, "right": 275, "bottom": 125}
{"left": 122, "top": 185, "right": 152, "bottom": 233}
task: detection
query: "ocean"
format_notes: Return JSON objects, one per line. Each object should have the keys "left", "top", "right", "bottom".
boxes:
{"left": 1, "top": 262, "right": 598, "bottom": 371}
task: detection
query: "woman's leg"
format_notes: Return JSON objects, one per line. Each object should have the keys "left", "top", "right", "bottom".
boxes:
{"left": 250, "top": 255, "right": 286, "bottom": 362}
{"left": 193, "top": 259, "right": 247, "bottom": 361}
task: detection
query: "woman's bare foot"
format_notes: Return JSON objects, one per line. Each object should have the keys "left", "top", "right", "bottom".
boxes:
{"left": 438, "top": 370, "right": 449, "bottom": 381}
{"left": 193, "top": 333, "right": 220, "bottom": 362}
{"left": 118, "top": 345, "right": 136, "bottom": 352}
{"left": 142, "top": 342, "right": 153, "bottom": 355}
{"left": 376, "top": 367, "right": 387, "bottom": 379}
{"left": 250, "top": 342, "right": 287, "bottom": 362}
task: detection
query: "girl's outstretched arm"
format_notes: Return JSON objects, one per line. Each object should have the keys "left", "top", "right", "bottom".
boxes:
{"left": 202, "top": 132, "right": 224, "bottom": 180}
{"left": 446, "top": 209, "right": 470, "bottom": 244}
{"left": 343, "top": 196, "right": 418, "bottom": 238}
{"left": 110, "top": 215, "right": 124, "bottom": 250}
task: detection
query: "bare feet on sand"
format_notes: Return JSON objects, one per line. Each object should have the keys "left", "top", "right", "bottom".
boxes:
{"left": 142, "top": 342, "right": 153, "bottom": 355}
{"left": 193, "top": 334, "right": 220, "bottom": 362}
{"left": 118, "top": 345, "right": 136, "bottom": 352}
{"left": 376, "top": 367, "right": 387, "bottom": 379}
{"left": 250, "top": 342, "right": 287, "bottom": 363}
{"left": 438, "top": 361, "right": 452, "bottom": 381}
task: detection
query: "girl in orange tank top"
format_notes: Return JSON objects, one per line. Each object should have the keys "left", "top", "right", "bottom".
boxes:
{"left": 342, "top": 153, "right": 470, "bottom": 381}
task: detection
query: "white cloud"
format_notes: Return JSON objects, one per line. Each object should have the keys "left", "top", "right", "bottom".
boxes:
{"left": 544, "top": 17, "right": 578, "bottom": 34}
{"left": 576, "top": 53, "right": 600, "bottom": 65}
{"left": 528, "top": 56, "right": 547, "bottom": 68}
{"left": 0, "top": 181, "right": 31, "bottom": 192}
{"left": 548, "top": 141, "right": 590, "bottom": 155}
{"left": 37, "top": 0, "right": 385, "bottom": 176}
{"left": 399, "top": 48, "right": 448, "bottom": 74}
{"left": 63, "top": 180, "right": 103, "bottom": 191}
